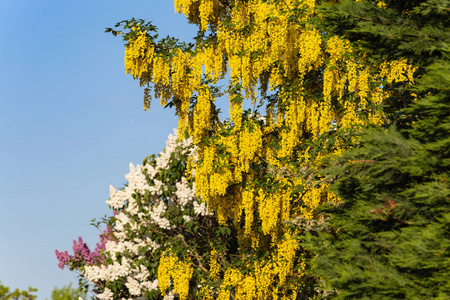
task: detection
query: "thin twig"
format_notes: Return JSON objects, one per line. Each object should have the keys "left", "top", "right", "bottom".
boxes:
{"left": 214, "top": 0, "right": 231, "bottom": 17}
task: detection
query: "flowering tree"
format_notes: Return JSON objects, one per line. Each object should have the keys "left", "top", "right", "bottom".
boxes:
{"left": 100, "top": 0, "right": 416, "bottom": 298}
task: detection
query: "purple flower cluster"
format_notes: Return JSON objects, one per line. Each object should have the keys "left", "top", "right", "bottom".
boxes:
{"left": 55, "top": 250, "right": 70, "bottom": 270}
{"left": 55, "top": 227, "right": 113, "bottom": 270}
{"left": 72, "top": 237, "right": 101, "bottom": 264}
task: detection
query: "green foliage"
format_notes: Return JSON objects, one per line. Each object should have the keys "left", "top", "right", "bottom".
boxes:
{"left": 300, "top": 0, "right": 450, "bottom": 298}
{"left": 406, "top": 58, "right": 450, "bottom": 160}
{"left": 301, "top": 126, "right": 450, "bottom": 298}
{"left": 105, "top": 18, "right": 194, "bottom": 54}
{"left": 317, "top": 0, "right": 449, "bottom": 65}
{"left": 50, "top": 283, "right": 86, "bottom": 300}
{"left": 0, "top": 281, "right": 37, "bottom": 300}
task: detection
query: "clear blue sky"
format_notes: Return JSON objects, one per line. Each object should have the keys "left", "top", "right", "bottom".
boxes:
{"left": 0, "top": 1, "right": 198, "bottom": 298}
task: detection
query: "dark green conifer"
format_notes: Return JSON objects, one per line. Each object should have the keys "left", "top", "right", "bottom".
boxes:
{"left": 300, "top": 0, "right": 450, "bottom": 298}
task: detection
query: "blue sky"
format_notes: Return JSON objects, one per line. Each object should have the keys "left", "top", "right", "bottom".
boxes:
{"left": 0, "top": 1, "right": 198, "bottom": 298}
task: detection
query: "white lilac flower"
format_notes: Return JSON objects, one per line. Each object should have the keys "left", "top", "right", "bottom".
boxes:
{"left": 84, "top": 265, "right": 107, "bottom": 282}
{"left": 125, "top": 277, "right": 141, "bottom": 296}
{"left": 134, "top": 265, "right": 150, "bottom": 281}
{"left": 108, "top": 257, "right": 132, "bottom": 281}
{"left": 149, "top": 201, "right": 172, "bottom": 229}
{"left": 106, "top": 185, "right": 127, "bottom": 209}
{"left": 125, "top": 163, "right": 150, "bottom": 194}
{"left": 183, "top": 215, "right": 192, "bottom": 223}
{"left": 145, "top": 237, "right": 160, "bottom": 251}
{"left": 97, "top": 288, "right": 114, "bottom": 300}
{"left": 141, "top": 279, "right": 159, "bottom": 292}
{"left": 114, "top": 212, "right": 130, "bottom": 235}
{"left": 163, "top": 290, "right": 175, "bottom": 300}
{"left": 194, "top": 200, "right": 213, "bottom": 216}
{"left": 175, "top": 178, "right": 195, "bottom": 206}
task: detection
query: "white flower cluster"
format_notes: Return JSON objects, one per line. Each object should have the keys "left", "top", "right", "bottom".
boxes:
{"left": 84, "top": 256, "right": 131, "bottom": 282}
{"left": 194, "top": 200, "right": 213, "bottom": 216}
{"left": 93, "top": 271, "right": 158, "bottom": 300}
{"left": 124, "top": 267, "right": 158, "bottom": 296}
{"left": 148, "top": 201, "right": 171, "bottom": 230}
{"left": 106, "top": 163, "right": 149, "bottom": 213}
{"left": 104, "top": 238, "right": 159, "bottom": 259}
{"left": 84, "top": 256, "right": 159, "bottom": 298}
{"left": 149, "top": 130, "right": 192, "bottom": 177}
{"left": 163, "top": 290, "right": 175, "bottom": 300}
{"left": 96, "top": 288, "right": 113, "bottom": 300}
{"left": 175, "top": 178, "right": 195, "bottom": 206}
{"left": 182, "top": 215, "right": 193, "bottom": 223}
{"left": 81, "top": 129, "right": 213, "bottom": 299}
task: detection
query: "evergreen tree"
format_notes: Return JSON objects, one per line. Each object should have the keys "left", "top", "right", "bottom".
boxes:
{"left": 301, "top": 0, "right": 450, "bottom": 298}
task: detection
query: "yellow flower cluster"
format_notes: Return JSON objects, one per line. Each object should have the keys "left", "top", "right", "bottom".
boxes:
{"left": 217, "top": 234, "right": 303, "bottom": 300}
{"left": 175, "top": 0, "right": 219, "bottom": 31}
{"left": 377, "top": 1, "right": 388, "bottom": 9}
{"left": 380, "top": 58, "right": 416, "bottom": 84}
{"left": 193, "top": 86, "right": 212, "bottom": 143}
{"left": 124, "top": 25, "right": 154, "bottom": 86}
{"left": 158, "top": 249, "right": 193, "bottom": 300}
{"left": 209, "top": 249, "right": 220, "bottom": 279}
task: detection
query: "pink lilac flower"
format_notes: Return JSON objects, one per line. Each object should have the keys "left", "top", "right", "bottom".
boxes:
{"left": 55, "top": 250, "right": 70, "bottom": 270}
{"left": 55, "top": 227, "right": 113, "bottom": 269}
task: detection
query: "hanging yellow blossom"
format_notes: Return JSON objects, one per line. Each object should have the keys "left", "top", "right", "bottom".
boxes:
{"left": 158, "top": 249, "right": 193, "bottom": 300}
{"left": 209, "top": 249, "right": 220, "bottom": 279}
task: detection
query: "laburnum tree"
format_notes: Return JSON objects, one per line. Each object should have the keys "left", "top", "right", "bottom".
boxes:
{"left": 300, "top": 0, "right": 450, "bottom": 299}
{"left": 57, "top": 0, "right": 424, "bottom": 299}
{"left": 104, "top": 0, "right": 416, "bottom": 299}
